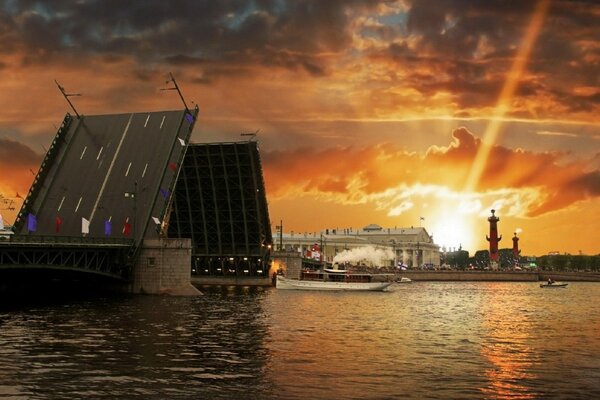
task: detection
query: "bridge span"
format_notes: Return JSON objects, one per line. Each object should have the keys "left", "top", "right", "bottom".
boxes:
{"left": 2, "top": 106, "right": 198, "bottom": 292}
{"left": 2, "top": 101, "right": 274, "bottom": 294}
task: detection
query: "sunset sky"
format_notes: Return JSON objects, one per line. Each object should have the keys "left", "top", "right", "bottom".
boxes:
{"left": 0, "top": 1, "right": 599, "bottom": 256}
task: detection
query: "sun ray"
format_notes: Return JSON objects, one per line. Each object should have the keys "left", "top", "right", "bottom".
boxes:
{"left": 464, "top": 0, "right": 551, "bottom": 193}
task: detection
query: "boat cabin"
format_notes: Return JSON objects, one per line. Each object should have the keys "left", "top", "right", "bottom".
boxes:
{"left": 300, "top": 268, "right": 372, "bottom": 283}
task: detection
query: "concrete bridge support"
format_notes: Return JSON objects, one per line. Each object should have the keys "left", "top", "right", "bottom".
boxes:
{"left": 131, "top": 238, "right": 201, "bottom": 295}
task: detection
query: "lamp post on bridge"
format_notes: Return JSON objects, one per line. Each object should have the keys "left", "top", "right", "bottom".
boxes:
{"left": 275, "top": 220, "right": 283, "bottom": 251}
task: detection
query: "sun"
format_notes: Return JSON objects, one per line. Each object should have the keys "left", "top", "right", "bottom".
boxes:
{"left": 430, "top": 214, "right": 474, "bottom": 252}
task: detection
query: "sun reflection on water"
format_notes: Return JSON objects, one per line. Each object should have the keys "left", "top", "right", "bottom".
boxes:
{"left": 479, "top": 283, "right": 541, "bottom": 399}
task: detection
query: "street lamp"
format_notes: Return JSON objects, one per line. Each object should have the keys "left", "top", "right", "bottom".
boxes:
{"left": 275, "top": 220, "right": 283, "bottom": 250}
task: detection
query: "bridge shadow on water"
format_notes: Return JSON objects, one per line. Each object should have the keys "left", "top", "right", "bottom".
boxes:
{"left": 0, "top": 269, "right": 128, "bottom": 310}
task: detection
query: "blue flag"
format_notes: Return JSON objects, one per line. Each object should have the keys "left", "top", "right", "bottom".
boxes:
{"left": 27, "top": 213, "right": 37, "bottom": 232}
{"left": 185, "top": 113, "right": 194, "bottom": 123}
{"left": 104, "top": 220, "right": 112, "bottom": 236}
{"left": 160, "top": 188, "right": 170, "bottom": 200}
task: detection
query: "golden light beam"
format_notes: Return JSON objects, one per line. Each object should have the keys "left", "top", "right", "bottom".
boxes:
{"left": 464, "top": 0, "right": 551, "bottom": 193}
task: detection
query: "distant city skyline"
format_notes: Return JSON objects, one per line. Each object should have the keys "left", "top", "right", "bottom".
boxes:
{"left": 1, "top": 1, "right": 598, "bottom": 255}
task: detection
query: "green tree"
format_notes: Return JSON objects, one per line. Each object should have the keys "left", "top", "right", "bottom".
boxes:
{"left": 473, "top": 250, "right": 490, "bottom": 269}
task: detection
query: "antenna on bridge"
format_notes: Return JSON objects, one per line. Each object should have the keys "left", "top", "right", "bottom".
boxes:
{"left": 240, "top": 129, "right": 260, "bottom": 141}
{"left": 161, "top": 72, "right": 191, "bottom": 113}
{"left": 54, "top": 80, "right": 82, "bottom": 118}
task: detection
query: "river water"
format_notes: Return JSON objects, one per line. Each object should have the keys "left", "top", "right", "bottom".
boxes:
{"left": 1, "top": 282, "right": 599, "bottom": 399}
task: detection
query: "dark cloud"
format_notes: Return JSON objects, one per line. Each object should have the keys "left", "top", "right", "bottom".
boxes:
{"left": 0, "top": 0, "right": 597, "bottom": 118}
{"left": 0, "top": 138, "right": 41, "bottom": 195}
{"left": 1, "top": 0, "right": 378, "bottom": 76}
{"left": 0, "top": 137, "right": 42, "bottom": 166}
{"left": 371, "top": 0, "right": 600, "bottom": 116}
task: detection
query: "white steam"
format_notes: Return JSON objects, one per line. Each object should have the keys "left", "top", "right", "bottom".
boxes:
{"left": 332, "top": 246, "right": 394, "bottom": 268}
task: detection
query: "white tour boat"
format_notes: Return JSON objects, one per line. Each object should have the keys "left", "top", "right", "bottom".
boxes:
{"left": 276, "top": 268, "right": 393, "bottom": 291}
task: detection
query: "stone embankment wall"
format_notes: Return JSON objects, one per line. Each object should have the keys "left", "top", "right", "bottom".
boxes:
{"left": 539, "top": 271, "right": 600, "bottom": 282}
{"left": 191, "top": 276, "right": 271, "bottom": 286}
{"left": 402, "top": 271, "right": 539, "bottom": 281}
{"left": 131, "top": 238, "right": 201, "bottom": 295}
{"left": 190, "top": 250, "right": 600, "bottom": 286}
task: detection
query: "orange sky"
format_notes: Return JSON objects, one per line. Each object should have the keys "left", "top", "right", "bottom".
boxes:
{"left": 1, "top": 1, "right": 599, "bottom": 256}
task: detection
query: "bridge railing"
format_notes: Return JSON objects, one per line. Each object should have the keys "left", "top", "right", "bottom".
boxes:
{"left": 13, "top": 114, "right": 74, "bottom": 233}
{"left": 4, "top": 235, "right": 134, "bottom": 247}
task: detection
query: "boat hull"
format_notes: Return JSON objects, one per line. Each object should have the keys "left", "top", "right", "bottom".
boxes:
{"left": 276, "top": 275, "right": 392, "bottom": 291}
{"left": 539, "top": 283, "right": 568, "bottom": 288}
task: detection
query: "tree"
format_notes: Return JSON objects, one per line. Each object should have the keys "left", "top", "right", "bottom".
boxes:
{"left": 445, "top": 250, "right": 470, "bottom": 269}
{"left": 473, "top": 250, "right": 490, "bottom": 269}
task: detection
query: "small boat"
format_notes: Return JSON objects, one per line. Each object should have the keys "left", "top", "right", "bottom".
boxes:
{"left": 539, "top": 281, "right": 568, "bottom": 288}
{"left": 397, "top": 277, "right": 412, "bottom": 283}
{"left": 276, "top": 268, "right": 392, "bottom": 291}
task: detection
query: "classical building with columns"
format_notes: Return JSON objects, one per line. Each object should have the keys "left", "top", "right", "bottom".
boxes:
{"left": 273, "top": 223, "right": 441, "bottom": 269}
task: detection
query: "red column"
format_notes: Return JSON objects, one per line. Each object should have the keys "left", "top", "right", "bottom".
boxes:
{"left": 512, "top": 232, "right": 521, "bottom": 266}
{"left": 486, "top": 209, "right": 502, "bottom": 262}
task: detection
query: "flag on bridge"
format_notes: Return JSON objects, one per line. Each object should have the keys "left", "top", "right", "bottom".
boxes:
{"left": 55, "top": 216, "right": 62, "bottom": 233}
{"left": 152, "top": 216, "right": 161, "bottom": 225}
{"left": 123, "top": 217, "right": 131, "bottom": 236}
{"left": 168, "top": 162, "right": 178, "bottom": 172}
{"left": 27, "top": 213, "right": 36, "bottom": 232}
{"left": 160, "top": 188, "right": 170, "bottom": 200}
{"left": 82, "top": 217, "right": 90, "bottom": 234}
{"left": 178, "top": 137, "right": 186, "bottom": 146}
{"left": 104, "top": 220, "right": 112, "bottom": 236}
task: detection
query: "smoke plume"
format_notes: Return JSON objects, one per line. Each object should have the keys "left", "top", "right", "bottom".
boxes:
{"left": 333, "top": 246, "right": 394, "bottom": 268}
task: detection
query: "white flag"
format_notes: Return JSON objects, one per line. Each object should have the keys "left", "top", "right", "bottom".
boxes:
{"left": 178, "top": 138, "right": 185, "bottom": 146}
{"left": 82, "top": 217, "right": 90, "bottom": 234}
{"left": 0, "top": 214, "right": 4, "bottom": 230}
{"left": 152, "top": 216, "right": 161, "bottom": 225}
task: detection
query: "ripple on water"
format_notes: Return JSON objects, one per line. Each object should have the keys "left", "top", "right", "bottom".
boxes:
{"left": 0, "top": 283, "right": 599, "bottom": 399}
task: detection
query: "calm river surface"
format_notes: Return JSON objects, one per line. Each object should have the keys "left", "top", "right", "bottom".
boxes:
{"left": 1, "top": 282, "right": 600, "bottom": 399}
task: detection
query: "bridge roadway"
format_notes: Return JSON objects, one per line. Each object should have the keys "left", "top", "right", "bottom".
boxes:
{"left": 0, "top": 235, "right": 135, "bottom": 280}
{"left": 14, "top": 108, "right": 197, "bottom": 245}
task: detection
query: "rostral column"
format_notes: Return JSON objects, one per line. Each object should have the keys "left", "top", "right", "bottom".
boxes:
{"left": 512, "top": 232, "right": 521, "bottom": 266}
{"left": 486, "top": 209, "right": 502, "bottom": 263}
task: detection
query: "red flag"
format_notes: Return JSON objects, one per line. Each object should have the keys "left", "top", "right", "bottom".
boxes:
{"left": 168, "top": 162, "right": 177, "bottom": 171}
{"left": 55, "top": 216, "right": 62, "bottom": 233}
{"left": 123, "top": 218, "right": 131, "bottom": 236}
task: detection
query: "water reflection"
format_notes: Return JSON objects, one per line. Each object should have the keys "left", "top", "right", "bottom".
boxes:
{"left": 479, "top": 283, "right": 540, "bottom": 399}
{"left": 0, "top": 287, "right": 274, "bottom": 399}
{"left": 1, "top": 283, "right": 600, "bottom": 399}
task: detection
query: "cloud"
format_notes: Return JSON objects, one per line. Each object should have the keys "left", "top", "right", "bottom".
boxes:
{"left": 1, "top": 0, "right": 597, "bottom": 124}
{"left": 0, "top": 1, "right": 379, "bottom": 77}
{"left": 356, "top": 0, "right": 600, "bottom": 121}
{"left": 536, "top": 130, "right": 579, "bottom": 138}
{"left": 262, "top": 126, "right": 600, "bottom": 217}
{"left": 0, "top": 137, "right": 41, "bottom": 166}
{"left": 0, "top": 138, "right": 41, "bottom": 197}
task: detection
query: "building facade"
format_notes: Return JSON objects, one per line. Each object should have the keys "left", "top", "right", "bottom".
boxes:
{"left": 274, "top": 223, "right": 441, "bottom": 269}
